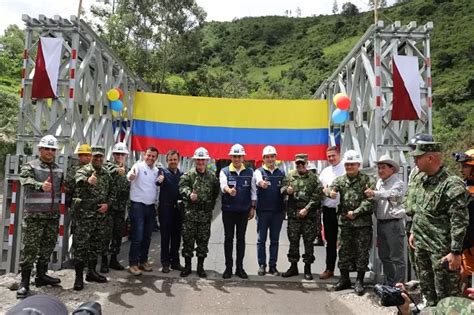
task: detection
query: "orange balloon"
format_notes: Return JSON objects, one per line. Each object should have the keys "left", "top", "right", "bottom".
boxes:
{"left": 116, "top": 88, "right": 124, "bottom": 100}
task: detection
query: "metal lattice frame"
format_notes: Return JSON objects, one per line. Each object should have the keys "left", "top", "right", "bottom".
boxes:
{"left": 0, "top": 15, "right": 150, "bottom": 274}
{"left": 314, "top": 20, "right": 433, "bottom": 169}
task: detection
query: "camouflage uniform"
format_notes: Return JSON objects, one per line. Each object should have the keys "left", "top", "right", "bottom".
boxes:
{"left": 179, "top": 168, "right": 219, "bottom": 258}
{"left": 281, "top": 169, "right": 323, "bottom": 264}
{"left": 102, "top": 161, "right": 129, "bottom": 256}
{"left": 410, "top": 142, "right": 469, "bottom": 306}
{"left": 421, "top": 296, "right": 473, "bottom": 315}
{"left": 65, "top": 163, "right": 85, "bottom": 236}
{"left": 72, "top": 163, "right": 114, "bottom": 263}
{"left": 19, "top": 159, "right": 63, "bottom": 270}
{"left": 330, "top": 172, "right": 375, "bottom": 272}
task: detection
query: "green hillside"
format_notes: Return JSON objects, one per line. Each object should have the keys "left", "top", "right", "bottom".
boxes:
{"left": 0, "top": 0, "right": 472, "bottom": 172}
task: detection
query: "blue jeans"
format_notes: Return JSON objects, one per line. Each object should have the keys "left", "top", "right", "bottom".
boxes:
{"left": 129, "top": 201, "right": 156, "bottom": 265}
{"left": 256, "top": 211, "right": 284, "bottom": 267}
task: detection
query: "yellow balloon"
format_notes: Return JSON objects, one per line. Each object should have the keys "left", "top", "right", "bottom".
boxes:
{"left": 333, "top": 93, "right": 347, "bottom": 106}
{"left": 107, "top": 89, "right": 120, "bottom": 101}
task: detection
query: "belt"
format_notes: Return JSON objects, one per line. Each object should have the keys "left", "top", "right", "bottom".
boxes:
{"left": 322, "top": 206, "right": 337, "bottom": 210}
{"left": 378, "top": 218, "right": 401, "bottom": 223}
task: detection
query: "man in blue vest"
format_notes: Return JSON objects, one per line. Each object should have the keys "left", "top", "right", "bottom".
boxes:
{"left": 156, "top": 150, "right": 184, "bottom": 273}
{"left": 219, "top": 144, "right": 256, "bottom": 279}
{"left": 254, "top": 145, "right": 285, "bottom": 276}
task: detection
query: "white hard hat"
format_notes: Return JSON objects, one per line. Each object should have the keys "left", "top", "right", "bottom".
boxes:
{"left": 343, "top": 150, "right": 362, "bottom": 164}
{"left": 262, "top": 145, "right": 277, "bottom": 156}
{"left": 193, "top": 147, "right": 210, "bottom": 159}
{"left": 112, "top": 142, "right": 129, "bottom": 154}
{"left": 228, "top": 143, "right": 246, "bottom": 156}
{"left": 37, "top": 135, "right": 59, "bottom": 149}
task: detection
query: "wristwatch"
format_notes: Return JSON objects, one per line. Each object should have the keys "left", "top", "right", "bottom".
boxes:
{"left": 451, "top": 250, "right": 461, "bottom": 255}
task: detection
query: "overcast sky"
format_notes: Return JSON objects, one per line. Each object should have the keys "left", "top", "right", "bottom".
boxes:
{"left": 0, "top": 0, "right": 395, "bottom": 34}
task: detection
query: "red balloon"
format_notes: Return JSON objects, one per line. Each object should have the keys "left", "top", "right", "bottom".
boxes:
{"left": 116, "top": 88, "right": 124, "bottom": 100}
{"left": 336, "top": 95, "right": 351, "bottom": 110}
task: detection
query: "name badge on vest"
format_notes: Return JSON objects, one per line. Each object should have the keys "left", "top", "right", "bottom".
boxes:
{"left": 243, "top": 179, "right": 250, "bottom": 187}
{"left": 277, "top": 180, "right": 282, "bottom": 187}
{"left": 228, "top": 180, "right": 237, "bottom": 188}
{"left": 263, "top": 176, "right": 271, "bottom": 185}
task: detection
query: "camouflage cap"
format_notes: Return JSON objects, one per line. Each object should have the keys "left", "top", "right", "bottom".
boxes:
{"left": 409, "top": 142, "right": 442, "bottom": 156}
{"left": 421, "top": 296, "right": 473, "bottom": 315}
{"left": 91, "top": 146, "right": 105, "bottom": 156}
{"left": 295, "top": 153, "right": 308, "bottom": 162}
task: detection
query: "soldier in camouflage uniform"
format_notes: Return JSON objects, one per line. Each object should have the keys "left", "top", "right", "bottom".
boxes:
{"left": 329, "top": 150, "right": 375, "bottom": 296}
{"left": 404, "top": 133, "right": 434, "bottom": 283}
{"left": 179, "top": 147, "right": 219, "bottom": 278}
{"left": 101, "top": 143, "right": 130, "bottom": 273}
{"left": 409, "top": 142, "right": 468, "bottom": 306}
{"left": 72, "top": 146, "right": 115, "bottom": 291}
{"left": 280, "top": 154, "right": 323, "bottom": 280}
{"left": 64, "top": 144, "right": 92, "bottom": 238}
{"left": 17, "top": 135, "right": 63, "bottom": 299}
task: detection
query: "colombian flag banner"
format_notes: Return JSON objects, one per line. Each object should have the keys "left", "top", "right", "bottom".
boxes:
{"left": 132, "top": 93, "right": 329, "bottom": 161}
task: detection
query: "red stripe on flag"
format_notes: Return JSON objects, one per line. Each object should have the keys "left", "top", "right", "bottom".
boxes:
{"left": 131, "top": 136, "right": 329, "bottom": 161}
{"left": 31, "top": 40, "right": 55, "bottom": 98}
{"left": 391, "top": 62, "right": 419, "bottom": 120}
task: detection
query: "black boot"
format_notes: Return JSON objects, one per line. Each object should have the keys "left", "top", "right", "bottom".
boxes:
{"left": 334, "top": 269, "right": 351, "bottom": 291}
{"left": 197, "top": 257, "right": 207, "bottom": 278}
{"left": 180, "top": 258, "right": 192, "bottom": 277}
{"left": 304, "top": 263, "right": 313, "bottom": 280}
{"left": 100, "top": 256, "right": 109, "bottom": 274}
{"left": 109, "top": 255, "right": 125, "bottom": 271}
{"left": 282, "top": 263, "right": 299, "bottom": 278}
{"left": 16, "top": 269, "right": 31, "bottom": 299}
{"left": 170, "top": 261, "right": 184, "bottom": 271}
{"left": 354, "top": 271, "right": 365, "bottom": 296}
{"left": 73, "top": 262, "right": 84, "bottom": 291}
{"left": 35, "top": 264, "right": 61, "bottom": 287}
{"left": 86, "top": 260, "right": 107, "bottom": 283}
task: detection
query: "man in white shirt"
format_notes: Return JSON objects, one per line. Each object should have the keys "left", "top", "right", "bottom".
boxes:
{"left": 127, "top": 146, "right": 159, "bottom": 276}
{"left": 365, "top": 155, "right": 407, "bottom": 286}
{"left": 319, "top": 146, "right": 345, "bottom": 279}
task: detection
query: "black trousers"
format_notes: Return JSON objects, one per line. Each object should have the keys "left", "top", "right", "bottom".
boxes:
{"left": 159, "top": 204, "right": 182, "bottom": 266}
{"left": 222, "top": 211, "right": 248, "bottom": 269}
{"left": 322, "top": 206, "right": 338, "bottom": 271}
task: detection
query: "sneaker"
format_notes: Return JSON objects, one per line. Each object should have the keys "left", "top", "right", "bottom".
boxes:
{"left": 162, "top": 265, "right": 170, "bottom": 273}
{"left": 139, "top": 262, "right": 153, "bottom": 272}
{"left": 268, "top": 266, "right": 280, "bottom": 276}
{"left": 129, "top": 265, "right": 142, "bottom": 276}
{"left": 258, "top": 265, "right": 266, "bottom": 276}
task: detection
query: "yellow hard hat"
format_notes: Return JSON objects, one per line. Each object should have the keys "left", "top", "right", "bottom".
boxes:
{"left": 75, "top": 144, "right": 92, "bottom": 155}
{"left": 465, "top": 149, "right": 474, "bottom": 166}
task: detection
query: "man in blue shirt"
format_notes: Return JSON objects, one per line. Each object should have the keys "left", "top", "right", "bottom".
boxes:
{"left": 156, "top": 150, "right": 184, "bottom": 273}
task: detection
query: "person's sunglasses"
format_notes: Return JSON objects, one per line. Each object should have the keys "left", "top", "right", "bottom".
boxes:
{"left": 43, "top": 148, "right": 56, "bottom": 152}
{"left": 295, "top": 161, "right": 305, "bottom": 165}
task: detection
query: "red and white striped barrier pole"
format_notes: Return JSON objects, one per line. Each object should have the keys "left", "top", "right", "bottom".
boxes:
{"left": 8, "top": 181, "right": 17, "bottom": 247}
{"left": 68, "top": 48, "right": 77, "bottom": 109}
{"left": 58, "top": 185, "right": 66, "bottom": 247}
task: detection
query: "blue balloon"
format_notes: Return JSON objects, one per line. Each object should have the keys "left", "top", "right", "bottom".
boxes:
{"left": 332, "top": 109, "right": 349, "bottom": 124}
{"left": 110, "top": 100, "right": 123, "bottom": 112}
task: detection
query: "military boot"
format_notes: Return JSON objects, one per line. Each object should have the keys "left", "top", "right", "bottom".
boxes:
{"left": 354, "top": 271, "right": 365, "bottom": 296}
{"left": 281, "top": 263, "right": 299, "bottom": 278}
{"left": 334, "top": 269, "right": 351, "bottom": 291}
{"left": 109, "top": 255, "right": 125, "bottom": 271}
{"left": 197, "top": 257, "right": 207, "bottom": 278}
{"left": 180, "top": 258, "right": 192, "bottom": 277}
{"left": 86, "top": 260, "right": 107, "bottom": 283}
{"left": 35, "top": 264, "right": 61, "bottom": 287}
{"left": 100, "top": 256, "right": 109, "bottom": 273}
{"left": 16, "top": 269, "right": 31, "bottom": 299}
{"left": 73, "top": 262, "right": 84, "bottom": 291}
{"left": 304, "top": 263, "right": 313, "bottom": 280}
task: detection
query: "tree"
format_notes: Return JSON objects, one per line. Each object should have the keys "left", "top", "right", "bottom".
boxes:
{"left": 368, "top": 0, "right": 387, "bottom": 8}
{"left": 0, "top": 25, "right": 24, "bottom": 79}
{"left": 234, "top": 46, "right": 251, "bottom": 78}
{"left": 341, "top": 2, "right": 359, "bottom": 17}
{"left": 295, "top": 7, "right": 302, "bottom": 17}
{"left": 88, "top": 0, "right": 206, "bottom": 92}
{"left": 332, "top": 0, "right": 339, "bottom": 14}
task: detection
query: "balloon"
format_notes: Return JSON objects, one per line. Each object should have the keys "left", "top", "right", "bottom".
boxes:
{"left": 332, "top": 109, "right": 349, "bottom": 124}
{"left": 116, "top": 88, "right": 124, "bottom": 100}
{"left": 107, "top": 89, "right": 120, "bottom": 101}
{"left": 333, "top": 93, "right": 345, "bottom": 106}
{"left": 110, "top": 100, "right": 123, "bottom": 112}
{"left": 336, "top": 94, "right": 351, "bottom": 110}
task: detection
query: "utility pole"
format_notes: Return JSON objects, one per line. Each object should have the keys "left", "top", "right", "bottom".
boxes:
{"left": 374, "top": 0, "right": 378, "bottom": 23}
